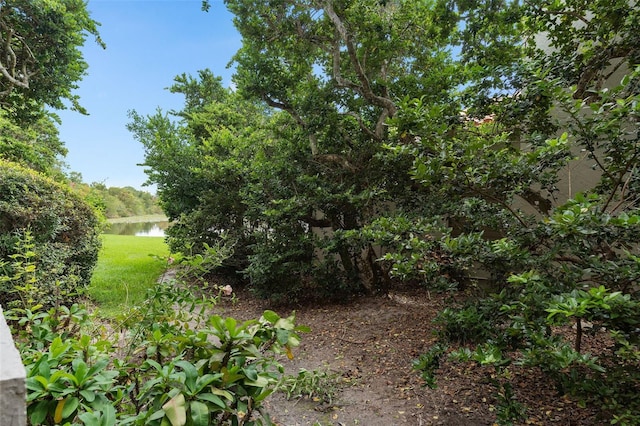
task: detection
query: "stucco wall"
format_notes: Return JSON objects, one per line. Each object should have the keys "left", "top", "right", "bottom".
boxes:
{"left": 0, "top": 306, "right": 26, "bottom": 426}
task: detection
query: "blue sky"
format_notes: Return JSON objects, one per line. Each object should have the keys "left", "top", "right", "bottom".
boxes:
{"left": 56, "top": 0, "right": 241, "bottom": 191}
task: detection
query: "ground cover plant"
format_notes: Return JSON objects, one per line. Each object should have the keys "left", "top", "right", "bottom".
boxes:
{"left": 89, "top": 233, "right": 169, "bottom": 317}
{"left": 5, "top": 237, "right": 308, "bottom": 426}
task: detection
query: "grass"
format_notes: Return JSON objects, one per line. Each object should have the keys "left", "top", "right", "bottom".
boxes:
{"left": 89, "top": 234, "right": 170, "bottom": 317}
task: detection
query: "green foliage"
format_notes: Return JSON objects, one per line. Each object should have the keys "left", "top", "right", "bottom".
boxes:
{"left": 66, "top": 179, "right": 163, "bottom": 219}
{"left": 435, "top": 304, "right": 499, "bottom": 345}
{"left": 450, "top": 346, "right": 526, "bottom": 425}
{"left": 0, "top": 160, "right": 102, "bottom": 307}
{"left": 0, "top": 110, "right": 68, "bottom": 175}
{"left": 8, "top": 259, "right": 308, "bottom": 425}
{"left": 412, "top": 343, "right": 448, "bottom": 389}
{"left": 395, "top": 3, "right": 640, "bottom": 421}
{"left": 0, "top": 0, "right": 104, "bottom": 122}
{"left": 139, "top": 1, "right": 640, "bottom": 422}
{"left": 100, "top": 186, "right": 163, "bottom": 219}
{"left": 278, "top": 368, "right": 342, "bottom": 405}
{"left": 174, "top": 241, "right": 232, "bottom": 280}
{"left": 134, "top": 0, "right": 464, "bottom": 298}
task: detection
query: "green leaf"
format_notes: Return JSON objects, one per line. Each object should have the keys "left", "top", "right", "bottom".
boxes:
{"left": 61, "top": 396, "right": 80, "bottom": 420}
{"left": 224, "top": 317, "right": 238, "bottom": 335}
{"left": 253, "top": 388, "right": 274, "bottom": 403}
{"left": 210, "top": 387, "right": 234, "bottom": 401}
{"left": 148, "top": 409, "right": 167, "bottom": 421}
{"left": 262, "top": 310, "right": 279, "bottom": 324}
{"left": 37, "top": 356, "right": 51, "bottom": 378}
{"left": 189, "top": 400, "right": 209, "bottom": 426}
{"left": 100, "top": 404, "right": 117, "bottom": 426}
{"left": 275, "top": 329, "right": 290, "bottom": 345}
{"left": 26, "top": 376, "right": 47, "bottom": 392}
{"left": 50, "top": 337, "right": 71, "bottom": 359}
{"left": 242, "top": 366, "right": 258, "bottom": 381}
{"left": 80, "top": 389, "right": 96, "bottom": 402}
{"left": 29, "top": 400, "right": 50, "bottom": 425}
{"left": 87, "top": 358, "right": 110, "bottom": 378}
{"left": 175, "top": 360, "right": 199, "bottom": 394}
{"left": 78, "top": 412, "right": 101, "bottom": 426}
{"left": 197, "top": 393, "right": 226, "bottom": 408}
{"left": 194, "top": 373, "right": 222, "bottom": 393}
{"left": 245, "top": 375, "right": 270, "bottom": 388}
{"left": 274, "top": 317, "right": 295, "bottom": 330}
{"left": 72, "top": 358, "right": 89, "bottom": 384}
{"left": 221, "top": 367, "right": 244, "bottom": 385}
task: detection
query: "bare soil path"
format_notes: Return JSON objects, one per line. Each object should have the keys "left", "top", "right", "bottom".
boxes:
{"left": 211, "top": 285, "right": 606, "bottom": 426}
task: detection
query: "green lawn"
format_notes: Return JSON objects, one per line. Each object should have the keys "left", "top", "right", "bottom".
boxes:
{"left": 90, "top": 234, "right": 170, "bottom": 317}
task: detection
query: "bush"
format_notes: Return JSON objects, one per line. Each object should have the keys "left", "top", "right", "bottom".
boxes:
{"left": 0, "top": 160, "right": 102, "bottom": 307}
{"left": 6, "top": 277, "right": 307, "bottom": 425}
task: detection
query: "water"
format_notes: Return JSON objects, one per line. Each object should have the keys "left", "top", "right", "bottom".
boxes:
{"left": 104, "top": 221, "right": 169, "bottom": 237}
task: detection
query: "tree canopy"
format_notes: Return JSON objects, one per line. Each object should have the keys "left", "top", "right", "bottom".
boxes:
{"left": 0, "top": 0, "right": 104, "bottom": 122}
{"left": 0, "top": 110, "right": 67, "bottom": 175}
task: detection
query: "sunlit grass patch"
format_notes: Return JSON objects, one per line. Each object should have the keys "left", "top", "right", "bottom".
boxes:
{"left": 90, "top": 234, "right": 169, "bottom": 317}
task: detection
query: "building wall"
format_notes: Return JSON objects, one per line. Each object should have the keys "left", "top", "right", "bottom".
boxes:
{"left": 0, "top": 306, "right": 26, "bottom": 426}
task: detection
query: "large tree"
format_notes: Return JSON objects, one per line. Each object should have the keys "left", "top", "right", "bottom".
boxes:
{"left": 0, "top": 0, "right": 103, "bottom": 122}
{"left": 136, "top": 1, "right": 465, "bottom": 297}
{"left": 224, "top": 0, "right": 464, "bottom": 292}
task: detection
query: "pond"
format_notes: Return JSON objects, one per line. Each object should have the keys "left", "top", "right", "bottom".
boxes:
{"left": 104, "top": 221, "right": 169, "bottom": 237}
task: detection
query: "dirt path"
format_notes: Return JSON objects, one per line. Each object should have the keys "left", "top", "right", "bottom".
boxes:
{"left": 211, "top": 286, "right": 605, "bottom": 426}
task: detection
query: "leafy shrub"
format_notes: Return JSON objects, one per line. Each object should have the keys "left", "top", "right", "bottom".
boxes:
{"left": 278, "top": 368, "right": 343, "bottom": 404}
{"left": 0, "top": 160, "right": 102, "bottom": 307}
{"left": 243, "top": 230, "right": 314, "bottom": 301}
{"left": 412, "top": 343, "right": 448, "bottom": 389}
{"left": 8, "top": 277, "right": 308, "bottom": 425}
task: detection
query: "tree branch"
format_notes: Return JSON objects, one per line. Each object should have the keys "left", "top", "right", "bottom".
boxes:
{"left": 0, "top": 15, "right": 36, "bottom": 91}
{"left": 262, "top": 95, "right": 319, "bottom": 156}
{"left": 322, "top": 1, "right": 397, "bottom": 117}
{"left": 313, "top": 153, "right": 358, "bottom": 172}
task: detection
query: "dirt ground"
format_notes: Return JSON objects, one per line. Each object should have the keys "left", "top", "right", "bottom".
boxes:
{"left": 212, "top": 286, "right": 607, "bottom": 426}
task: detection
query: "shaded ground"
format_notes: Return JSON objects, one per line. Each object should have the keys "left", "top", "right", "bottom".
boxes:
{"left": 212, "top": 286, "right": 607, "bottom": 426}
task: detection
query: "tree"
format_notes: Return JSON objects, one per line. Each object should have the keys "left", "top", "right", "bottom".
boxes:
{"left": 222, "top": 0, "right": 464, "bottom": 293}
{"left": 0, "top": 110, "right": 68, "bottom": 175}
{"left": 144, "top": 1, "right": 524, "bottom": 297}
{"left": 134, "top": 1, "right": 463, "bottom": 297}
{"left": 0, "top": 0, "right": 106, "bottom": 310}
{"left": 0, "top": 0, "right": 104, "bottom": 122}
{"left": 130, "top": 71, "right": 262, "bottom": 265}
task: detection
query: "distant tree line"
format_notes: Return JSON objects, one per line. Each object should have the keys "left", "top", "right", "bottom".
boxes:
{"left": 93, "top": 184, "right": 163, "bottom": 219}
{"left": 67, "top": 173, "right": 163, "bottom": 219}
